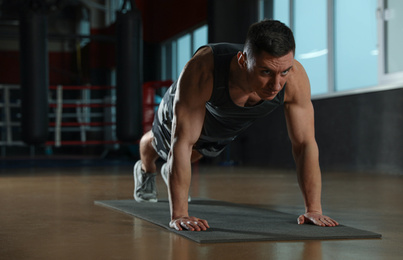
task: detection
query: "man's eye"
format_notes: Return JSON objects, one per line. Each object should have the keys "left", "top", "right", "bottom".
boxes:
{"left": 281, "top": 70, "right": 290, "bottom": 76}
{"left": 262, "top": 70, "right": 271, "bottom": 75}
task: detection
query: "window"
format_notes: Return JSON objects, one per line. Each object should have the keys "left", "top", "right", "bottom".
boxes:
{"left": 261, "top": 0, "right": 403, "bottom": 97}
{"left": 193, "top": 26, "right": 209, "bottom": 53}
{"left": 273, "top": 0, "right": 290, "bottom": 26}
{"left": 293, "top": 0, "right": 328, "bottom": 95}
{"left": 177, "top": 34, "right": 191, "bottom": 78}
{"left": 161, "top": 25, "right": 209, "bottom": 80}
{"left": 335, "top": 0, "right": 378, "bottom": 91}
{"left": 380, "top": 0, "right": 403, "bottom": 83}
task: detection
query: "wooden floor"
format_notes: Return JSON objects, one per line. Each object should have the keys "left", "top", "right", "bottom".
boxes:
{"left": 0, "top": 161, "right": 402, "bottom": 260}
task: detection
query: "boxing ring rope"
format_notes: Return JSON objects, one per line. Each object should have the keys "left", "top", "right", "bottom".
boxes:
{"left": 47, "top": 84, "right": 119, "bottom": 147}
{"left": 0, "top": 81, "right": 173, "bottom": 150}
{"left": 49, "top": 85, "right": 116, "bottom": 90}
{"left": 46, "top": 80, "right": 172, "bottom": 147}
{"left": 48, "top": 103, "right": 116, "bottom": 108}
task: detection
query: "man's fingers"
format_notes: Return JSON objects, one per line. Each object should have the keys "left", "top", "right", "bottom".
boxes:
{"left": 179, "top": 220, "right": 194, "bottom": 231}
{"left": 170, "top": 218, "right": 209, "bottom": 231}
{"left": 320, "top": 218, "right": 331, "bottom": 226}
{"left": 329, "top": 218, "right": 339, "bottom": 226}
{"left": 181, "top": 221, "right": 194, "bottom": 231}
{"left": 200, "top": 219, "right": 210, "bottom": 229}
{"left": 298, "top": 213, "right": 340, "bottom": 227}
{"left": 196, "top": 219, "right": 209, "bottom": 231}
{"left": 169, "top": 220, "right": 183, "bottom": 231}
{"left": 317, "top": 216, "right": 339, "bottom": 227}
{"left": 187, "top": 220, "right": 203, "bottom": 231}
{"left": 309, "top": 216, "right": 325, "bottom": 226}
{"left": 185, "top": 220, "right": 208, "bottom": 231}
{"left": 321, "top": 217, "right": 339, "bottom": 227}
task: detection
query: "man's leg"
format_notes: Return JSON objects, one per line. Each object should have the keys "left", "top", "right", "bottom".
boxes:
{"left": 134, "top": 130, "right": 160, "bottom": 202}
{"left": 139, "top": 130, "right": 160, "bottom": 173}
{"left": 191, "top": 150, "right": 203, "bottom": 163}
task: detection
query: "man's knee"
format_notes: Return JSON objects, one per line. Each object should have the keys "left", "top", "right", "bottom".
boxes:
{"left": 140, "top": 130, "right": 157, "bottom": 154}
{"left": 191, "top": 150, "right": 203, "bottom": 163}
{"left": 140, "top": 130, "right": 153, "bottom": 145}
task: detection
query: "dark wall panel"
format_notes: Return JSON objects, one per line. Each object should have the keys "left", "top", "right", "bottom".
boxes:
{"left": 229, "top": 88, "right": 403, "bottom": 175}
{"left": 313, "top": 88, "right": 403, "bottom": 174}
{"left": 208, "top": 0, "right": 259, "bottom": 43}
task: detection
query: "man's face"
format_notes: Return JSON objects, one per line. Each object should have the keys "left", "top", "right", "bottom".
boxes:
{"left": 246, "top": 51, "right": 294, "bottom": 100}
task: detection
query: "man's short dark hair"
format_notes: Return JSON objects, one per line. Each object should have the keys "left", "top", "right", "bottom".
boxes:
{"left": 244, "top": 19, "right": 295, "bottom": 60}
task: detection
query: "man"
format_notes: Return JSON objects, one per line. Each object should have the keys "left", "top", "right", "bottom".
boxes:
{"left": 133, "top": 20, "right": 339, "bottom": 231}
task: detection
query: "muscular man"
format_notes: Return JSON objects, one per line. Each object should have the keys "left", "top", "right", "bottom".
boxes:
{"left": 133, "top": 20, "right": 339, "bottom": 231}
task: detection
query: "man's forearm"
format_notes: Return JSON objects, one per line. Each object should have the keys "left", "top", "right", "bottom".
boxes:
{"left": 293, "top": 141, "right": 323, "bottom": 213}
{"left": 167, "top": 144, "right": 193, "bottom": 220}
{"left": 168, "top": 166, "right": 191, "bottom": 219}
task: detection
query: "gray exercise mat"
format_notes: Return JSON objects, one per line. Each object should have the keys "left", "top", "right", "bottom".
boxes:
{"left": 94, "top": 199, "right": 381, "bottom": 243}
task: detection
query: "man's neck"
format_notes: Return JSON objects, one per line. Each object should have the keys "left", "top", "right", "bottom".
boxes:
{"left": 228, "top": 57, "right": 262, "bottom": 107}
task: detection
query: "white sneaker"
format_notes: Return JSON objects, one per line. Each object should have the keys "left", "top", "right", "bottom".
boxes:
{"left": 133, "top": 160, "right": 158, "bottom": 202}
{"left": 161, "top": 163, "right": 191, "bottom": 202}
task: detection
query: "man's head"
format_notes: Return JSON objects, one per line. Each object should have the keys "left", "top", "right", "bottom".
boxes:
{"left": 237, "top": 20, "right": 295, "bottom": 101}
{"left": 244, "top": 19, "right": 295, "bottom": 68}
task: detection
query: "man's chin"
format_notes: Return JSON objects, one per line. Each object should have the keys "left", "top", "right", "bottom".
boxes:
{"left": 259, "top": 93, "right": 277, "bottom": 101}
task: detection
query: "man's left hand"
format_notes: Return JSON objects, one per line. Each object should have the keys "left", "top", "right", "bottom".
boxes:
{"left": 297, "top": 212, "right": 339, "bottom": 227}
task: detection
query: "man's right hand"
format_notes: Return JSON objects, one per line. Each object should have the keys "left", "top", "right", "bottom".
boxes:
{"left": 169, "top": 216, "right": 209, "bottom": 231}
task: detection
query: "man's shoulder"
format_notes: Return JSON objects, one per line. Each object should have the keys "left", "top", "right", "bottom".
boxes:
{"left": 207, "top": 43, "right": 244, "bottom": 55}
{"left": 191, "top": 46, "right": 214, "bottom": 73}
{"left": 284, "top": 59, "right": 311, "bottom": 104}
{"left": 288, "top": 60, "right": 308, "bottom": 83}
{"left": 180, "top": 47, "right": 214, "bottom": 101}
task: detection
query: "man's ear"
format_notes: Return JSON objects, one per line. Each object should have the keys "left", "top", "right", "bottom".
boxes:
{"left": 237, "top": 52, "right": 248, "bottom": 68}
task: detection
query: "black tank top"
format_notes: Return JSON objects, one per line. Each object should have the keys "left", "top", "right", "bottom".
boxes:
{"left": 193, "top": 43, "right": 286, "bottom": 157}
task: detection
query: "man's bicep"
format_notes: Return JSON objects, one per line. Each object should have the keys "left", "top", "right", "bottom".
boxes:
{"left": 284, "top": 101, "right": 316, "bottom": 146}
{"left": 284, "top": 61, "right": 316, "bottom": 146}
{"left": 171, "top": 50, "right": 213, "bottom": 146}
{"left": 172, "top": 101, "right": 205, "bottom": 146}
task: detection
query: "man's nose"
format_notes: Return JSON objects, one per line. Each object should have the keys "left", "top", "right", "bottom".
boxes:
{"left": 270, "top": 75, "right": 282, "bottom": 91}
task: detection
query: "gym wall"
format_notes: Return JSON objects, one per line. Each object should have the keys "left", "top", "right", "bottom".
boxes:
{"left": 231, "top": 88, "right": 403, "bottom": 175}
